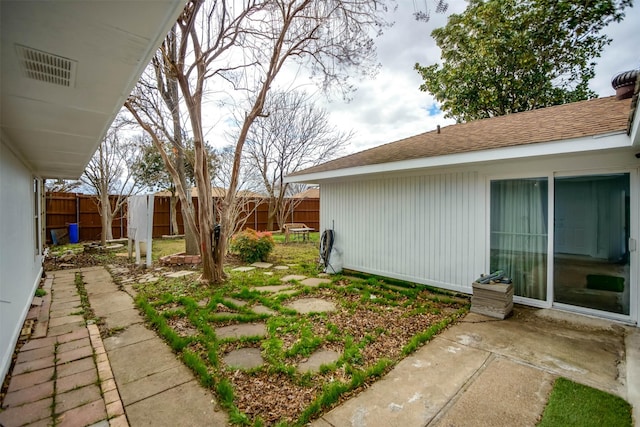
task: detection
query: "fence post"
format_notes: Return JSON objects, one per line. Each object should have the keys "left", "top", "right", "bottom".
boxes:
{"left": 120, "top": 204, "right": 124, "bottom": 239}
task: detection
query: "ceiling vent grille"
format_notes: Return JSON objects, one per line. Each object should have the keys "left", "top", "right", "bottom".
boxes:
{"left": 16, "top": 45, "right": 77, "bottom": 87}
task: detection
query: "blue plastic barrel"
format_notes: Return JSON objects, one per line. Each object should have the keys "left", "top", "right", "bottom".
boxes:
{"left": 69, "top": 223, "right": 79, "bottom": 243}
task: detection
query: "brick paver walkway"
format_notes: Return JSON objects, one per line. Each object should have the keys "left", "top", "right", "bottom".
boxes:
{"left": 0, "top": 270, "right": 127, "bottom": 427}
{"left": 1, "top": 266, "right": 227, "bottom": 427}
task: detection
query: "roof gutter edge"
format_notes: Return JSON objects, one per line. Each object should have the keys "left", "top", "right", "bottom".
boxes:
{"left": 284, "top": 131, "right": 631, "bottom": 184}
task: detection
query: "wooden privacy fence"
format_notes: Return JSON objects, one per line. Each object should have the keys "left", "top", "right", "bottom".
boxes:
{"left": 45, "top": 192, "right": 319, "bottom": 244}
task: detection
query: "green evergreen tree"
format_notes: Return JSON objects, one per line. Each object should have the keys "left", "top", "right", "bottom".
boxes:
{"left": 416, "top": 0, "right": 632, "bottom": 122}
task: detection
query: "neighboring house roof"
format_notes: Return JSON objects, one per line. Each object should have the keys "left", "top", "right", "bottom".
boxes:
{"left": 291, "top": 188, "right": 319, "bottom": 199}
{"left": 288, "top": 96, "right": 632, "bottom": 180}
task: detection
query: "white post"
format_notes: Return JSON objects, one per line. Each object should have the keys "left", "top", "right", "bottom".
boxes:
{"left": 146, "top": 195, "right": 154, "bottom": 267}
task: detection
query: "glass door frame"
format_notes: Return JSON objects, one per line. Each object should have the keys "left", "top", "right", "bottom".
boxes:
{"left": 552, "top": 168, "right": 637, "bottom": 324}
{"left": 486, "top": 168, "right": 638, "bottom": 324}
{"left": 485, "top": 172, "right": 554, "bottom": 309}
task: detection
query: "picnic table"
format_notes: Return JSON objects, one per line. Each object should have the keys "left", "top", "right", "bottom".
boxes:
{"left": 282, "top": 223, "right": 314, "bottom": 243}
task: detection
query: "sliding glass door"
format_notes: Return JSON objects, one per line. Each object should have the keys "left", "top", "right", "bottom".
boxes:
{"left": 553, "top": 174, "right": 630, "bottom": 315}
{"left": 489, "top": 173, "right": 632, "bottom": 317}
{"left": 490, "top": 178, "right": 548, "bottom": 301}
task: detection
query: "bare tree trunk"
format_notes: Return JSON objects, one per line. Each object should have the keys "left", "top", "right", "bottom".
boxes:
{"left": 183, "top": 196, "right": 199, "bottom": 255}
{"left": 161, "top": 23, "right": 200, "bottom": 256}
{"left": 126, "top": 106, "right": 201, "bottom": 261}
{"left": 130, "top": 0, "right": 387, "bottom": 283}
{"left": 276, "top": 197, "right": 293, "bottom": 232}
{"left": 266, "top": 198, "right": 278, "bottom": 231}
{"left": 174, "top": 190, "right": 199, "bottom": 255}
{"left": 169, "top": 195, "right": 179, "bottom": 235}
{"left": 214, "top": 197, "right": 233, "bottom": 274}
{"left": 99, "top": 194, "right": 114, "bottom": 244}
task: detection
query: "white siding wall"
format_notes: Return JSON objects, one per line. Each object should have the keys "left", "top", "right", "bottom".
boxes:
{"left": 317, "top": 148, "right": 639, "bottom": 323}
{"left": 321, "top": 171, "right": 485, "bottom": 293}
{"left": 0, "top": 137, "right": 43, "bottom": 384}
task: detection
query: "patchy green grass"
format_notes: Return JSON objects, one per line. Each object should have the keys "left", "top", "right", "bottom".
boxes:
{"left": 125, "top": 236, "right": 468, "bottom": 426}
{"left": 100, "top": 238, "right": 187, "bottom": 261}
{"left": 114, "top": 236, "right": 319, "bottom": 266}
{"left": 270, "top": 232, "right": 320, "bottom": 245}
{"left": 151, "top": 239, "right": 187, "bottom": 260}
{"left": 538, "top": 377, "right": 632, "bottom": 427}
{"left": 44, "top": 234, "right": 470, "bottom": 426}
{"left": 49, "top": 242, "right": 84, "bottom": 253}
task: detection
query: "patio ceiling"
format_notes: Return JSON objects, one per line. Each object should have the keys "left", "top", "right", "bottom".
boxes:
{"left": 0, "top": 0, "right": 186, "bottom": 179}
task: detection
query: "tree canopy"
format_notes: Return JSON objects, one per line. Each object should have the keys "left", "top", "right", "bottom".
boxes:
{"left": 126, "top": 0, "right": 392, "bottom": 283}
{"left": 134, "top": 137, "right": 218, "bottom": 193}
{"left": 415, "top": 0, "right": 632, "bottom": 122}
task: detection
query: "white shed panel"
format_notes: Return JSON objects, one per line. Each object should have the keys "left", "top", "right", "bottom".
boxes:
{"left": 320, "top": 171, "right": 485, "bottom": 293}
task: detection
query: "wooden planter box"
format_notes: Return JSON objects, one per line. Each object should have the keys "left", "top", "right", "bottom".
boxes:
{"left": 471, "top": 282, "right": 513, "bottom": 319}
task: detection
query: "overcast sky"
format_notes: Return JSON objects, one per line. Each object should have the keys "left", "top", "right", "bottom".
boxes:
{"left": 203, "top": 1, "right": 640, "bottom": 156}
{"left": 318, "top": 1, "right": 640, "bottom": 154}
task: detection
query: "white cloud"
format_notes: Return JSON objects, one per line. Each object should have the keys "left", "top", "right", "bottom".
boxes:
{"left": 321, "top": 1, "right": 640, "bottom": 154}
{"left": 202, "top": 1, "right": 640, "bottom": 155}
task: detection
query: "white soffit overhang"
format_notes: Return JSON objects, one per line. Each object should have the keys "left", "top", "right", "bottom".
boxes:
{"left": 0, "top": 0, "right": 186, "bottom": 179}
{"left": 285, "top": 131, "right": 632, "bottom": 184}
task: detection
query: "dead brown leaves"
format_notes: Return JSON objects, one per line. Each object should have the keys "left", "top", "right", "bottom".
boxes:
{"left": 230, "top": 371, "right": 319, "bottom": 424}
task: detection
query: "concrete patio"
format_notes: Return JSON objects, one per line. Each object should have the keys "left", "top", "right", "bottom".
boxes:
{"left": 1, "top": 266, "right": 637, "bottom": 426}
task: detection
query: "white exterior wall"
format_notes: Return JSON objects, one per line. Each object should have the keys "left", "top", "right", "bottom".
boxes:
{"left": 321, "top": 171, "right": 485, "bottom": 293}
{"left": 319, "top": 147, "right": 640, "bottom": 322}
{"left": 0, "top": 137, "right": 43, "bottom": 384}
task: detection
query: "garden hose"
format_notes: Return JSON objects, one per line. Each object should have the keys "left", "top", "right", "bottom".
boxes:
{"left": 319, "top": 229, "right": 334, "bottom": 272}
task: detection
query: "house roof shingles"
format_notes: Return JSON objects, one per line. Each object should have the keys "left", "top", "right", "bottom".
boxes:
{"left": 289, "top": 96, "right": 631, "bottom": 177}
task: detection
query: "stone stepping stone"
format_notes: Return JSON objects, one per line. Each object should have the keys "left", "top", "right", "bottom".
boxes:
{"left": 139, "top": 275, "right": 159, "bottom": 283}
{"left": 108, "top": 265, "right": 129, "bottom": 274}
{"left": 297, "top": 350, "right": 340, "bottom": 373}
{"left": 224, "top": 298, "right": 247, "bottom": 307}
{"left": 251, "top": 262, "right": 273, "bottom": 268}
{"left": 252, "top": 305, "right": 276, "bottom": 315}
{"left": 215, "top": 322, "right": 267, "bottom": 339}
{"left": 223, "top": 348, "right": 264, "bottom": 370}
{"left": 280, "top": 275, "right": 307, "bottom": 283}
{"left": 232, "top": 266, "right": 255, "bottom": 272}
{"left": 165, "top": 270, "right": 195, "bottom": 278}
{"left": 285, "top": 298, "right": 337, "bottom": 314}
{"left": 253, "top": 285, "right": 292, "bottom": 293}
{"left": 122, "top": 284, "right": 138, "bottom": 298}
{"left": 263, "top": 272, "right": 273, "bottom": 276}
{"left": 197, "top": 298, "right": 209, "bottom": 308}
{"left": 274, "top": 266, "right": 289, "bottom": 270}
{"left": 300, "top": 278, "right": 332, "bottom": 287}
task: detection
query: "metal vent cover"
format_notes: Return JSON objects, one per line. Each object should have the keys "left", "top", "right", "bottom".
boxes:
{"left": 16, "top": 44, "right": 77, "bottom": 87}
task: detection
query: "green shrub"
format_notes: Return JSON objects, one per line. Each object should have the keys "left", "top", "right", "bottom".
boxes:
{"left": 230, "top": 229, "right": 275, "bottom": 263}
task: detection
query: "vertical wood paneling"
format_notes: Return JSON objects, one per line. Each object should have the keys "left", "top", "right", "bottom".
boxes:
{"left": 321, "top": 170, "right": 485, "bottom": 293}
